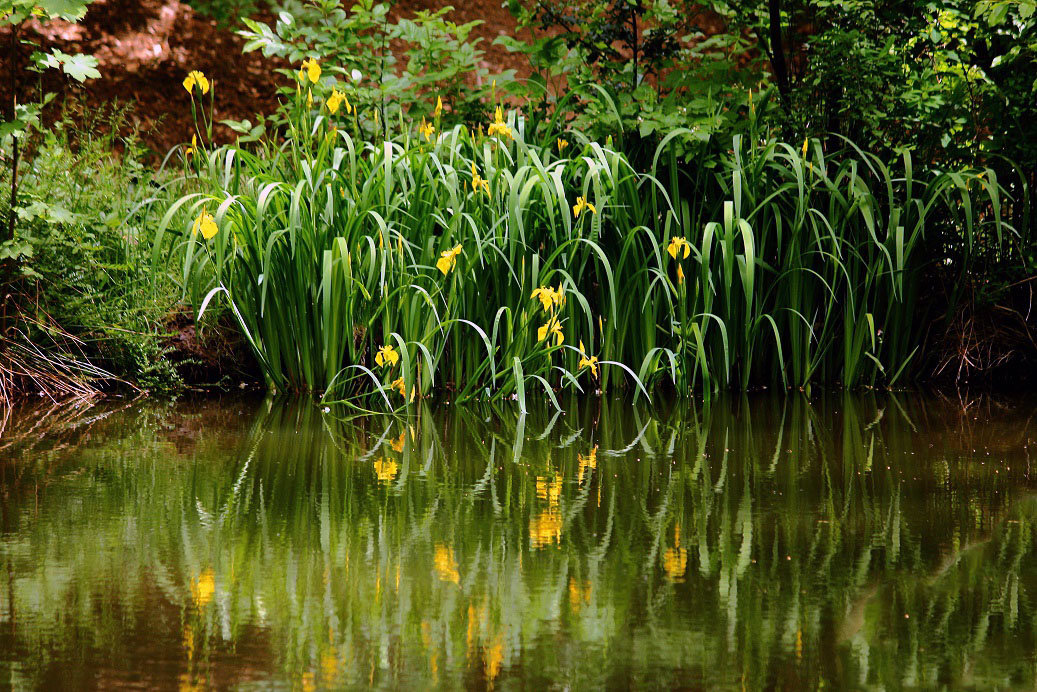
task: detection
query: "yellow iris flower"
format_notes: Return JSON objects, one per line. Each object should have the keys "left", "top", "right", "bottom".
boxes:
{"left": 434, "top": 96, "right": 444, "bottom": 118}
{"left": 390, "top": 376, "right": 415, "bottom": 401}
{"left": 326, "top": 88, "right": 349, "bottom": 115}
{"left": 578, "top": 340, "right": 599, "bottom": 377}
{"left": 300, "top": 58, "right": 321, "bottom": 84}
{"left": 667, "top": 236, "right": 691, "bottom": 260}
{"left": 185, "top": 133, "right": 197, "bottom": 159}
{"left": 557, "top": 138, "right": 568, "bottom": 151}
{"left": 537, "top": 316, "right": 563, "bottom": 347}
{"left": 471, "top": 163, "right": 489, "bottom": 195}
{"left": 530, "top": 285, "right": 565, "bottom": 312}
{"left": 375, "top": 344, "right": 399, "bottom": 368}
{"left": 572, "top": 196, "right": 596, "bottom": 219}
{"left": 530, "top": 287, "right": 555, "bottom": 312}
{"left": 182, "top": 70, "right": 210, "bottom": 95}
{"left": 487, "top": 106, "right": 512, "bottom": 139}
{"left": 419, "top": 117, "right": 435, "bottom": 141}
{"left": 677, "top": 264, "right": 685, "bottom": 285}
{"left": 436, "top": 244, "right": 463, "bottom": 275}
{"left": 192, "top": 209, "right": 218, "bottom": 240}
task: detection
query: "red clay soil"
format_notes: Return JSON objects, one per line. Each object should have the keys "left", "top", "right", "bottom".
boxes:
{"left": 2, "top": 0, "right": 528, "bottom": 156}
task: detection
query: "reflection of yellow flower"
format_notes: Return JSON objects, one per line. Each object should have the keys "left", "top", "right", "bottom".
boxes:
{"left": 192, "top": 210, "right": 218, "bottom": 240}
{"left": 529, "top": 509, "right": 562, "bottom": 549}
{"left": 182, "top": 623, "right": 195, "bottom": 662}
{"left": 577, "top": 340, "right": 599, "bottom": 378}
{"left": 182, "top": 70, "right": 210, "bottom": 95}
{"left": 320, "top": 647, "right": 339, "bottom": 683}
{"left": 178, "top": 672, "right": 205, "bottom": 692}
{"left": 190, "top": 568, "right": 215, "bottom": 608}
{"left": 436, "top": 244, "right": 463, "bottom": 275}
{"left": 391, "top": 431, "right": 406, "bottom": 453}
{"left": 300, "top": 58, "right": 321, "bottom": 83}
{"left": 487, "top": 106, "right": 512, "bottom": 139}
{"left": 301, "top": 671, "right": 316, "bottom": 692}
{"left": 374, "top": 457, "right": 398, "bottom": 483}
{"left": 485, "top": 633, "right": 504, "bottom": 683}
{"left": 663, "top": 523, "right": 688, "bottom": 582}
{"left": 375, "top": 344, "right": 399, "bottom": 368}
{"left": 667, "top": 236, "right": 691, "bottom": 260}
{"left": 578, "top": 446, "right": 597, "bottom": 484}
{"left": 433, "top": 544, "right": 460, "bottom": 584}
{"left": 568, "top": 577, "right": 592, "bottom": 611}
{"left": 537, "top": 316, "right": 563, "bottom": 347}
{"left": 572, "top": 196, "right": 596, "bottom": 219}
{"left": 536, "top": 474, "right": 562, "bottom": 506}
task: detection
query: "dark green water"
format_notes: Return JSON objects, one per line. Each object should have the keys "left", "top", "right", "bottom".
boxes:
{"left": 0, "top": 395, "right": 1035, "bottom": 690}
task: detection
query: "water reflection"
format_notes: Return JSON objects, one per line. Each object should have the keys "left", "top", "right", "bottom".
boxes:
{"left": 0, "top": 394, "right": 1035, "bottom": 689}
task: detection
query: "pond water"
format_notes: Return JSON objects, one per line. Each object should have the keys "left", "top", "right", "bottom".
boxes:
{"left": 0, "top": 394, "right": 1035, "bottom": 689}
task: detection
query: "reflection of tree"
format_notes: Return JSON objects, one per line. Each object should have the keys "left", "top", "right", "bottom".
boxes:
{"left": 0, "top": 393, "right": 1035, "bottom": 688}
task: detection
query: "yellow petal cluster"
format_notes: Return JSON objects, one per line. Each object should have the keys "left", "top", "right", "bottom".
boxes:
{"left": 182, "top": 70, "right": 210, "bottom": 95}
{"left": 419, "top": 117, "right": 435, "bottom": 141}
{"left": 667, "top": 236, "right": 691, "bottom": 260}
{"left": 326, "top": 88, "right": 350, "bottom": 115}
{"left": 530, "top": 285, "right": 565, "bottom": 312}
{"left": 375, "top": 344, "right": 399, "bottom": 368}
{"left": 487, "top": 106, "right": 512, "bottom": 139}
{"left": 299, "top": 58, "right": 321, "bottom": 83}
{"left": 471, "top": 163, "right": 489, "bottom": 195}
{"left": 578, "top": 340, "right": 599, "bottom": 378}
{"left": 572, "top": 196, "right": 596, "bottom": 219}
{"left": 436, "top": 244, "right": 463, "bottom": 276}
{"left": 537, "top": 316, "right": 563, "bottom": 347}
{"left": 557, "top": 138, "right": 569, "bottom": 151}
{"left": 192, "top": 209, "right": 219, "bottom": 240}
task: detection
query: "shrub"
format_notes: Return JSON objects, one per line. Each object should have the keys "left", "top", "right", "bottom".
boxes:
{"left": 1, "top": 109, "right": 183, "bottom": 395}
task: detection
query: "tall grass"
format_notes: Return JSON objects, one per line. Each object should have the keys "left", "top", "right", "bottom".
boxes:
{"left": 156, "top": 80, "right": 1009, "bottom": 407}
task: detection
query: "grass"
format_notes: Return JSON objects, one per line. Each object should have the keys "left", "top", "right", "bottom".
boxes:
{"left": 155, "top": 76, "right": 1010, "bottom": 409}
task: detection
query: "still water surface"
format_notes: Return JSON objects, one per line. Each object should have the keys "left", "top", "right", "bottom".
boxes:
{"left": 0, "top": 395, "right": 1035, "bottom": 689}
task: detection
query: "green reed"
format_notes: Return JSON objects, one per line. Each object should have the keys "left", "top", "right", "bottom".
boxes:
{"left": 156, "top": 75, "right": 1009, "bottom": 407}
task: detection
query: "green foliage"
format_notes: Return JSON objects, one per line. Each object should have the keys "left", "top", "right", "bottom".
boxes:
{"left": 502, "top": 0, "right": 762, "bottom": 162}
{"left": 182, "top": 0, "right": 265, "bottom": 25}
{"left": 1, "top": 111, "right": 183, "bottom": 393}
{"left": 238, "top": 0, "right": 513, "bottom": 131}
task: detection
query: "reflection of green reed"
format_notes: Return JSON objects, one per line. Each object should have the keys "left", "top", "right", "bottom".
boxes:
{"left": 0, "top": 395, "right": 1035, "bottom": 689}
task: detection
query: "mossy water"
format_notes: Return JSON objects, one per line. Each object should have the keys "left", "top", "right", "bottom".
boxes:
{"left": 0, "top": 395, "right": 1035, "bottom": 689}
